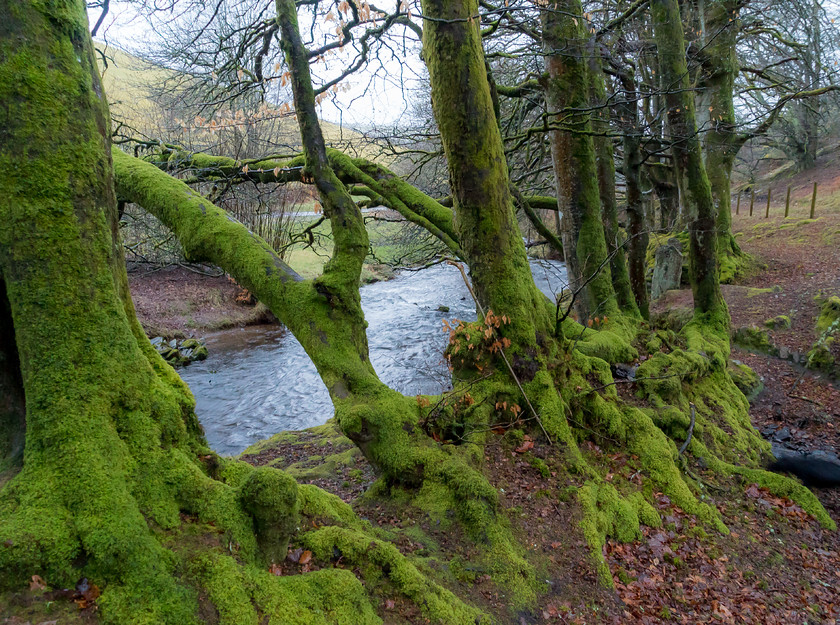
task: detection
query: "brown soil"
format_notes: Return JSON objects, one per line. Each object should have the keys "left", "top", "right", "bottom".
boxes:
{"left": 127, "top": 264, "right": 277, "bottom": 337}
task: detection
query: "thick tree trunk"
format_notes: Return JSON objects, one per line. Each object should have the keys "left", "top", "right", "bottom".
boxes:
{"left": 542, "top": 0, "right": 619, "bottom": 322}
{"left": 0, "top": 1, "right": 229, "bottom": 615}
{"left": 0, "top": 3, "right": 388, "bottom": 622}
{"left": 651, "top": 0, "right": 725, "bottom": 318}
{"left": 421, "top": 0, "right": 553, "bottom": 346}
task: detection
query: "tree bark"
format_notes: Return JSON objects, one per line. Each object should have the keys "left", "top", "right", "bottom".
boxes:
{"left": 650, "top": 0, "right": 725, "bottom": 317}
{"left": 421, "top": 0, "right": 554, "bottom": 345}
{"left": 589, "top": 45, "right": 638, "bottom": 317}
{"left": 542, "top": 0, "right": 619, "bottom": 322}
{"left": 615, "top": 69, "right": 650, "bottom": 318}
{"left": 698, "top": 0, "right": 744, "bottom": 263}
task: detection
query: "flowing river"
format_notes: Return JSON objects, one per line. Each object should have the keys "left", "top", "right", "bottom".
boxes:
{"left": 178, "top": 259, "right": 568, "bottom": 455}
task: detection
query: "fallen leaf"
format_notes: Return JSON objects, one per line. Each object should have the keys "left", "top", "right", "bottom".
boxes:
{"left": 299, "top": 550, "right": 312, "bottom": 565}
{"left": 30, "top": 574, "right": 47, "bottom": 591}
{"left": 514, "top": 440, "right": 534, "bottom": 453}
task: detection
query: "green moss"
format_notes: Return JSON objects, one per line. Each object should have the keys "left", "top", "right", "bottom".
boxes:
{"left": 732, "top": 325, "right": 778, "bottom": 355}
{"left": 525, "top": 453, "right": 551, "bottom": 479}
{"left": 815, "top": 296, "right": 840, "bottom": 333}
{"left": 239, "top": 467, "right": 300, "bottom": 565}
{"left": 764, "top": 315, "right": 792, "bottom": 330}
{"left": 303, "top": 526, "right": 487, "bottom": 623}
{"left": 561, "top": 318, "right": 637, "bottom": 363}
{"left": 252, "top": 567, "right": 380, "bottom": 625}
{"left": 727, "top": 361, "right": 763, "bottom": 402}
{"left": 806, "top": 296, "right": 840, "bottom": 376}
{"left": 577, "top": 482, "right": 639, "bottom": 586}
{"left": 186, "top": 553, "right": 258, "bottom": 625}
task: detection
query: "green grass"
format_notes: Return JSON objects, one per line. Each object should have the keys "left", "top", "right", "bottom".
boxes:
{"left": 284, "top": 216, "right": 441, "bottom": 280}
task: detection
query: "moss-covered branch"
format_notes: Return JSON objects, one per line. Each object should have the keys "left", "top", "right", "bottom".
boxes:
{"left": 146, "top": 146, "right": 463, "bottom": 259}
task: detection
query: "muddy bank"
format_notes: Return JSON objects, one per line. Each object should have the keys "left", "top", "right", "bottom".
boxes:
{"left": 128, "top": 264, "right": 277, "bottom": 337}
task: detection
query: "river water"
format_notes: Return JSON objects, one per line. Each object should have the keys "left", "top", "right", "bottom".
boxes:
{"left": 179, "top": 260, "right": 568, "bottom": 455}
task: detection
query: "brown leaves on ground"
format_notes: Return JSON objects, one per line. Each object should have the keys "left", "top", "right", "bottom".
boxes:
{"left": 605, "top": 491, "right": 839, "bottom": 625}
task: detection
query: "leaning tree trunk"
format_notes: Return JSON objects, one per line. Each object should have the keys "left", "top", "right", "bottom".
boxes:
{"left": 651, "top": 0, "right": 725, "bottom": 318}
{"left": 542, "top": 0, "right": 619, "bottom": 322}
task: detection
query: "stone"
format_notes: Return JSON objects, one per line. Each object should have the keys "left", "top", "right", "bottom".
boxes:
{"left": 773, "top": 427, "right": 792, "bottom": 442}
{"left": 778, "top": 345, "right": 790, "bottom": 360}
{"left": 651, "top": 237, "right": 683, "bottom": 300}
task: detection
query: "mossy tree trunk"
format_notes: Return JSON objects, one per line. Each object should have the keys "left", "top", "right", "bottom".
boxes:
{"left": 615, "top": 68, "right": 650, "bottom": 318}
{"left": 698, "top": 0, "right": 744, "bottom": 265}
{"left": 650, "top": 0, "right": 725, "bottom": 318}
{"left": 648, "top": 159, "right": 681, "bottom": 230}
{"left": 0, "top": 1, "right": 298, "bottom": 619}
{"left": 589, "top": 43, "right": 639, "bottom": 317}
{"left": 420, "top": 0, "right": 553, "bottom": 345}
{"left": 541, "top": 0, "right": 619, "bottom": 322}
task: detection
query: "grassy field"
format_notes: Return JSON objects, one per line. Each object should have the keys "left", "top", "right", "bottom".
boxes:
{"left": 284, "top": 214, "right": 442, "bottom": 281}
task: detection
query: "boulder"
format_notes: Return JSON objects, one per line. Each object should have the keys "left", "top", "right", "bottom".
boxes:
{"left": 651, "top": 237, "right": 683, "bottom": 300}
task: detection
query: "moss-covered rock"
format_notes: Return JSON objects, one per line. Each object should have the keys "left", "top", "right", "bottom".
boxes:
{"left": 732, "top": 325, "right": 778, "bottom": 355}
{"left": 805, "top": 296, "right": 840, "bottom": 377}
{"left": 764, "top": 315, "right": 791, "bottom": 330}
{"left": 727, "top": 361, "right": 763, "bottom": 402}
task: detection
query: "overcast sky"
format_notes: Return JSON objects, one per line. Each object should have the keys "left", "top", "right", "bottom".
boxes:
{"left": 88, "top": 1, "right": 425, "bottom": 128}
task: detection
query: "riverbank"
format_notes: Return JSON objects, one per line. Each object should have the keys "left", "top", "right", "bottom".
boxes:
{"left": 128, "top": 261, "right": 395, "bottom": 338}
{"left": 128, "top": 264, "right": 278, "bottom": 338}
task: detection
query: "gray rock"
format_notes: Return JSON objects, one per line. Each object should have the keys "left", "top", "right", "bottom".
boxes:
{"left": 774, "top": 426, "right": 792, "bottom": 442}
{"left": 651, "top": 238, "right": 683, "bottom": 300}
{"left": 778, "top": 345, "right": 790, "bottom": 360}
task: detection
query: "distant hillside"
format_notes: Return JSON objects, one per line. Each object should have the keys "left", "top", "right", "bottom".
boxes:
{"left": 94, "top": 42, "right": 372, "bottom": 157}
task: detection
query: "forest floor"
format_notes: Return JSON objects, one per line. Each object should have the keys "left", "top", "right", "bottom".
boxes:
{"left": 237, "top": 179, "right": 840, "bottom": 624}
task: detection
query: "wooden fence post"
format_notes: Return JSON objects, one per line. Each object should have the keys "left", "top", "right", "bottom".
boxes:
{"left": 784, "top": 185, "right": 791, "bottom": 218}
{"left": 749, "top": 188, "right": 755, "bottom": 217}
{"left": 735, "top": 192, "right": 741, "bottom": 215}
{"left": 810, "top": 182, "right": 818, "bottom": 219}
{"left": 765, "top": 189, "right": 771, "bottom": 218}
